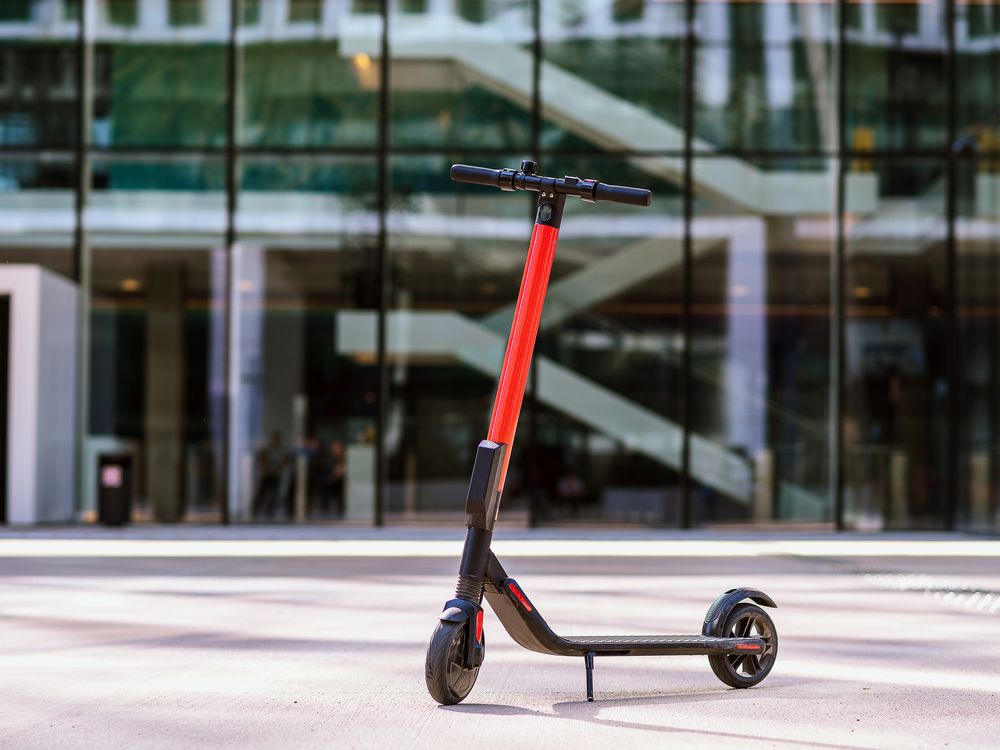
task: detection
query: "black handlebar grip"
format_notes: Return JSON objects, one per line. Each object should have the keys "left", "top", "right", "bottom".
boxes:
{"left": 450, "top": 164, "right": 501, "bottom": 188}
{"left": 594, "top": 182, "right": 653, "bottom": 207}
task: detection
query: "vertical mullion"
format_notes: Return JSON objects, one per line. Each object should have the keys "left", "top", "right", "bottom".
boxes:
{"left": 993, "top": 18, "right": 1000, "bottom": 535}
{"left": 833, "top": 0, "right": 848, "bottom": 530}
{"left": 222, "top": 0, "right": 239, "bottom": 524}
{"left": 74, "top": 0, "right": 94, "bottom": 520}
{"left": 680, "top": 0, "right": 695, "bottom": 529}
{"left": 993, "top": 181, "right": 1000, "bottom": 534}
{"left": 945, "top": 0, "right": 959, "bottom": 531}
{"left": 73, "top": 2, "right": 87, "bottom": 285}
{"left": 374, "top": 0, "right": 391, "bottom": 527}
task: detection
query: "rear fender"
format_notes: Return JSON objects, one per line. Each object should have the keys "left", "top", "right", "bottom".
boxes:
{"left": 702, "top": 588, "right": 777, "bottom": 637}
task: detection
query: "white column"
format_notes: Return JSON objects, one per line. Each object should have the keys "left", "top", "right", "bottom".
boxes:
{"left": 724, "top": 218, "right": 768, "bottom": 456}
{"left": 140, "top": 0, "right": 168, "bottom": 31}
{"left": 228, "top": 242, "right": 265, "bottom": 521}
{"left": 763, "top": 2, "right": 794, "bottom": 114}
{"left": 697, "top": 1, "right": 731, "bottom": 109}
{"left": 203, "top": 0, "right": 229, "bottom": 35}
{"left": 3, "top": 271, "right": 40, "bottom": 524}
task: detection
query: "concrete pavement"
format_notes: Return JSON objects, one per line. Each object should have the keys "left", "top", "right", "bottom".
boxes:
{"left": 1, "top": 528, "right": 998, "bottom": 749}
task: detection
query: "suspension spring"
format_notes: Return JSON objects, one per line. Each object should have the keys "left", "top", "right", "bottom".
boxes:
{"left": 455, "top": 574, "right": 484, "bottom": 602}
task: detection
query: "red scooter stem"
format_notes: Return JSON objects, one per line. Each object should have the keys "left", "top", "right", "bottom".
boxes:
{"left": 486, "top": 222, "right": 559, "bottom": 491}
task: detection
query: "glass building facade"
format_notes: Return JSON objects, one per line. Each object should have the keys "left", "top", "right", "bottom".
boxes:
{"left": 1, "top": 0, "right": 999, "bottom": 531}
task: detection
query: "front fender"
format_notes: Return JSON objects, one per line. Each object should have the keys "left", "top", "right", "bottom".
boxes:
{"left": 437, "top": 599, "right": 485, "bottom": 667}
{"left": 439, "top": 605, "right": 470, "bottom": 624}
{"left": 702, "top": 588, "right": 777, "bottom": 637}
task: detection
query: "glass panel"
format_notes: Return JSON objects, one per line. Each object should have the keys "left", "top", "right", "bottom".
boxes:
{"left": 232, "top": 156, "right": 378, "bottom": 522}
{"left": 843, "top": 160, "right": 948, "bottom": 530}
{"left": 91, "top": 2, "right": 228, "bottom": 147}
{"left": 385, "top": 153, "right": 532, "bottom": 523}
{"left": 541, "top": 0, "right": 687, "bottom": 152}
{"left": 0, "top": 1, "right": 34, "bottom": 22}
{"left": 389, "top": 1, "right": 533, "bottom": 149}
{"left": 844, "top": 0, "right": 947, "bottom": 152}
{"left": 533, "top": 155, "right": 685, "bottom": 525}
{"left": 0, "top": 154, "right": 75, "bottom": 278}
{"left": 240, "top": 0, "right": 262, "bottom": 26}
{"left": 238, "top": 0, "right": 381, "bottom": 148}
{"left": 169, "top": 0, "right": 204, "bottom": 28}
{"left": 0, "top": 10, "right": 79, "bottom": 147}
{"left": 694, "top": 0, "right": 837, "bottom": 153}
{"left": 86, "top": 156, "right": 227, "bottom": 523}
{"left": 690, "top": 157, "right": 836, "bottom": 525}
{"left": 956, "top": 1, "right": 1000, "bottom": 155}
{"left": 107, "top": 0, "right": 139, "bottom": 27}
{"left": 288, "top": 0, "right": 322, "bottom": 23}
{"left": 956, "top": 158, "right": 1000, "bottom": 532}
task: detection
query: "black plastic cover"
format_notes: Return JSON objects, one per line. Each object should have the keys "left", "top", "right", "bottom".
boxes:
{"left": 465, "top": 440, "right": 506, "bottom": 531}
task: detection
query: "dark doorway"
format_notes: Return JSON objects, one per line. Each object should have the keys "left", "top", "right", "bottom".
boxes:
{"left": 0, "top": 296, "right": 8, "bottom": 523}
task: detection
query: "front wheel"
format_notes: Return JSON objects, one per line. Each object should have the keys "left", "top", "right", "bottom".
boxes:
{"left": 708, "top": 603, "right": 778, "bottom": 688}
{"left": 425, "top": 620, "right": 482, "bottom": 705}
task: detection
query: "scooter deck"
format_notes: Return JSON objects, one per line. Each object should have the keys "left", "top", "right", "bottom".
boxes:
{"left": 563, "top": 634, "right": 760, "bottom": 656}
{"left": 484, "top": 553, "right": 765, "bottom": 658}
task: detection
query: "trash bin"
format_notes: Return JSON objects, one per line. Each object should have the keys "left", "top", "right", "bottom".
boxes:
{"left": 97, "top": 454, "right": 132, "bottom": 526}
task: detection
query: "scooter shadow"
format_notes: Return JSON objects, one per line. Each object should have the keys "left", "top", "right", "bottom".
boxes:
{"left": 449, "top": 688, "right": 748, "bottom": 718}
{"left": 444, "top": 683, "right": 849, "bottom": 750}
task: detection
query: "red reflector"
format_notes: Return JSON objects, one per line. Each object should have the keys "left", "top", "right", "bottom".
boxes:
{"left": 736, "top": 643, "right": 761, "bottom": 651}
{"left": 508, "top": 582, "right": 533, "bottom": 612}
{"left": 475, "top": 610, "right": 484, "bottom": 643}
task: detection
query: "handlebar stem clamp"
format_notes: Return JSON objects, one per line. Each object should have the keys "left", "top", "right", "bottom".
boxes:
{"left": 498, "top": 168, "right": 517, "bottom": 191}
{"left": 576, "top": 178, "right": 599, "bottom": 203}
{"left": 538, "top": 177, "right": 558, "bottom": 198}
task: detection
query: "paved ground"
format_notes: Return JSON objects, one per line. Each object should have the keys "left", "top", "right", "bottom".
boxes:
{"left": 1, "top": 528, "right": 999, "bottom": 749}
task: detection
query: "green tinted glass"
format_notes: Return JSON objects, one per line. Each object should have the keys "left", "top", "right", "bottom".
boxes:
{"left": 239, "top": 39, "right": 380, "bottom": 147}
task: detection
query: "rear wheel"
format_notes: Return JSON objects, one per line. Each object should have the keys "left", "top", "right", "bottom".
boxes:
{"left": 425, "top": 620, "right": 481, "bottom": 705}
{"left": 708, "top": 603, "right": 777, "bottom": 688}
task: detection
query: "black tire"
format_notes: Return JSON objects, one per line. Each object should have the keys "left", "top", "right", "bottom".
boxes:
{"left": 708, "top": 603, "right": 778, "bottom": 688}
{"left": 425, "top": 620, "right": 482, "bottom": 705}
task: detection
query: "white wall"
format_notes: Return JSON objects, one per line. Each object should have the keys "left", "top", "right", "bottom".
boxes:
{"left": 0, "top": 266, "right": 78, "bottom": 525}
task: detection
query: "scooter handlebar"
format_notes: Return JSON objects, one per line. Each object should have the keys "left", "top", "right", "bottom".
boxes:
{"left": 450, "top": 164, "right": 501, "bottom": 188}
{"left": 450, "top": 163, "right": 652, "bottom": 207}
{"left": 595, "top": 182, "right": 653, "bottom": 207}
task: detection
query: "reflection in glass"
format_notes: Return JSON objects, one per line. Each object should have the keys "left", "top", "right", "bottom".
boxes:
{"left": 389, "top": 1, "right": 533, "bottom": 149}
{"left": 533, "top": 156, "right": 685, "bottom": 525}
{"left": 541, "top": 1, "right": 686, "bottom": 152}
{"left": 233, "top": 157, "right": 378, "bottom": 522}
{"left": 86, "top": 157, "right": 227, "bottom": 522}
{"left": 91, "top": 2, "right": 228, "bottom": 147}
{"left": 3, "top": 0, "right": 997, "bottom": 533}
{"left": 957, "top": 160, "right": 1000, "bottom": 531}
{"left": 844, "top": 0, "right": 947, "bottom": 152}
{"left": 0, "top": 15, "right": 78, "bottom": 147}
{"left": 843, "top": 160, "right": 948, "bottom": 530}
{"left": 0, "top": 154, "right": 76, "bottom": 278}
{"left": 385, "top": 153, "right": 532, "bottom": 522}
{"left": 691, "top": 157, "right": 836, "bottom": 524}
{"left": 956, "top": 1, "right": 1000, "bottom": 158}
{"left": 238, "top": 0, "right": 381, "bottom": 147}
{"left": 695, "top": 0, "right": 837, "bottom": 152}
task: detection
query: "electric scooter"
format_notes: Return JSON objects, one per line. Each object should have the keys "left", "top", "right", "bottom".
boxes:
{"left": 425, "top": 161, "right": 778, "bottom": 705}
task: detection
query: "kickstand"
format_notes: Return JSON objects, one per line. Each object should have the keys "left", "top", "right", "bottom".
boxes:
{"left": 584, "top": 651, "right": 595, "bottom": 702}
